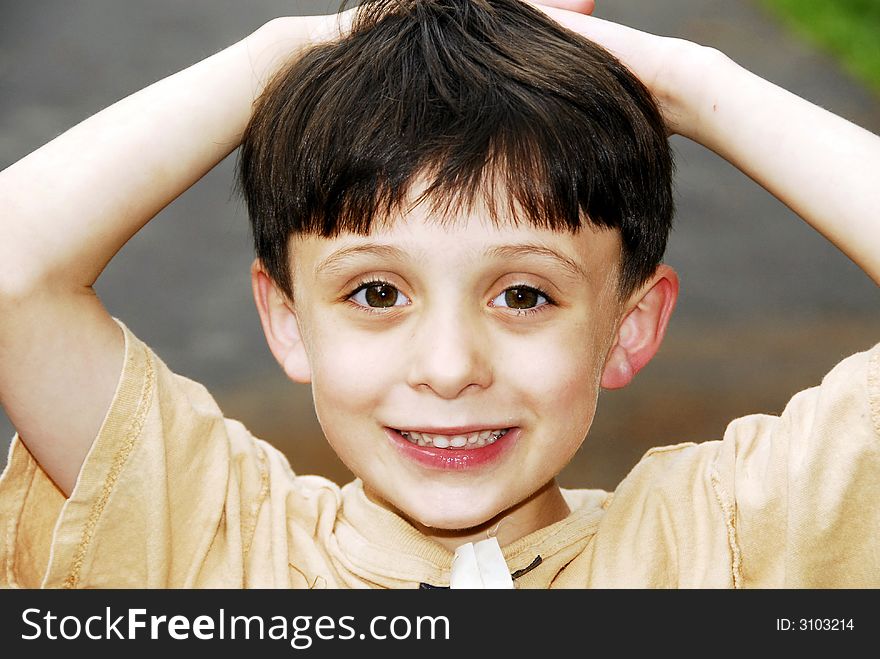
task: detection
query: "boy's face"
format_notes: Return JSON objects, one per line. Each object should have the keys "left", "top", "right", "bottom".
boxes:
{"left": 255, "top": 185, "right": 676, "bottom": 537}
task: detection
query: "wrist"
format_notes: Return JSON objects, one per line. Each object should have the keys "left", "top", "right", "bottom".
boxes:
{"left": 246, "top": 9, "right": 357, "bottom": 98}
{"left": 245, "top": 17, "right": 315, "bottom": 97}
{"left": 653, "top": 41, "right": 730, "bottom": 142}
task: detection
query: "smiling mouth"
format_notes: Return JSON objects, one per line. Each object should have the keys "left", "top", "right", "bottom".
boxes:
{"left": 392, "top": 428, "right": 511, "bottom": 449}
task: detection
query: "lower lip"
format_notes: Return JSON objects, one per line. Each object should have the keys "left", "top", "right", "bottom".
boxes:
{"left": 385, "top": 427, "right": 520, "bottom": 471}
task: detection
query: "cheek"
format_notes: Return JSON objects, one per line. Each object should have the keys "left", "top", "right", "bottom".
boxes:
{"left": 308, "top": 322, "right": 401, "bottom": 421}
{"left": 506, "top": 324, "right": 604, "bottom": 410}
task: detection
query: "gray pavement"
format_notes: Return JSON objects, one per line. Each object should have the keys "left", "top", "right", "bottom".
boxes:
{"left": 1, "top": 0, "right": 878, "bottom": 490}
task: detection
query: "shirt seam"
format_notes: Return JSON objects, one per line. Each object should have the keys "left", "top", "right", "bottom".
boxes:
{"left": 3, "top": 445, "right": 35, "bottom": 588}
{"left": 710, "top": 457, "right": 742, "bottom": 589}
{"left": 867, "top": 346, "right": 880, "bottom": 440}
{"left": 241, "top": 445, "right": 270, "bottom": 569}
{"left": 62, "top": 345, "right": 155, "bottom": 589}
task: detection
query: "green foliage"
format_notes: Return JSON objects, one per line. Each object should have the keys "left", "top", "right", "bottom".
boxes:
{"left": 760, "top": 0, "right": 880, "bottom": 93}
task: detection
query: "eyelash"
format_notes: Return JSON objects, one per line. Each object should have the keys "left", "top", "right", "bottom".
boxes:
{"left": 344, "top": 278, "right": 403, "bottom": 315}
{"left": 344, "top": 279, "right": 556, "bottom": 316}
{"left": 488, "top": 284, "right": 557, "bottom": 316}
{"left": 493, "top": 284, "right": 556, "bottom": 317}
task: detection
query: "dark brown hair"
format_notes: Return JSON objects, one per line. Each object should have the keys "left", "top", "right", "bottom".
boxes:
{"left": 238, "top": 0, "right": 674, "bottom": 300}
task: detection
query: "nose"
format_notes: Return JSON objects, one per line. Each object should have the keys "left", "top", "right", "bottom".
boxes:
{"left": 406, "top": 303, "right": 493, "bottom": 399}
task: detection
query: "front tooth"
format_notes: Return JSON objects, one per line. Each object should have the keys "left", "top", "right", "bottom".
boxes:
{"left": 433, "top": 436, "right": 450, "bottom": 448}
{"left": 450, "top": 435, "right": 467, "bottom": 448}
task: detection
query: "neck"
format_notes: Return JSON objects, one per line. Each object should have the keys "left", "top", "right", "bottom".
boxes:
{"left": 366, "top": 480, "right": 571, "bottom": 552}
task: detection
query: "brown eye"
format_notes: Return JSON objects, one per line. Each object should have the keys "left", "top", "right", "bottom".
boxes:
{"left": 365, "top": 284, "right": 398, "bottom": 307}
{"left": 350, "top": 282, "right": 408, "bottom": 309}
{"left": 504, "top": 287, "right": 540, "bottom": 309}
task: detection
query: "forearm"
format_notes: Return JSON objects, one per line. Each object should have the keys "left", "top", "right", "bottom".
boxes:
{"left": 0, "top": 17, "right": 310, "bottom": 296}
{"left": 680, "top": 49, "right": 880, "bottom": 285}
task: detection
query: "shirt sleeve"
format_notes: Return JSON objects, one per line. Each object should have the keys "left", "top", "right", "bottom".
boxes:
{"left": 712, "top": 342, "right": 880, "bottom": 587}
{"left": 0, "top": 317, "right": 298, "bottom": 588}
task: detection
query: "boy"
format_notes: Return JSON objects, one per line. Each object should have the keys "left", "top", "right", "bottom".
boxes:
{"left": 0, "top": 0, "right": 878, "bottom": 588}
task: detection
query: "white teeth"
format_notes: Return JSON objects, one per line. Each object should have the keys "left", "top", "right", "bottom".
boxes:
{"left": 397, "top": 428, "right": 510, "bottom": 449}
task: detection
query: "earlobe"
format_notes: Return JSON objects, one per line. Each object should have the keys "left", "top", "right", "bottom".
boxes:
{"left": 250, "top": 259, "right": 312, "bottom": 384}
{"left": 601, "top": 265, "right": 679, "bottom": 390}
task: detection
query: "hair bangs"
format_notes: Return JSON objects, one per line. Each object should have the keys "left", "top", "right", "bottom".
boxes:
{"left": 238, "top": 0, "right": 674, "bottom": 301}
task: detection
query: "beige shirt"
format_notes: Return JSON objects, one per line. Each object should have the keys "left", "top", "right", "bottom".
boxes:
{"left": 1, "top": 318, "right": 878, "bottom": 588}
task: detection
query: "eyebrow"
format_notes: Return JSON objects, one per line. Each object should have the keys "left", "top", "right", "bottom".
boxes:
{"left": 315, "top": 242, "right": 588, "bottom": 280}
{"left": 485, "top": 244, "right": 588, "bottom": 281}
{"left": 316, "top": 244, "right": 408, "bottom": 276}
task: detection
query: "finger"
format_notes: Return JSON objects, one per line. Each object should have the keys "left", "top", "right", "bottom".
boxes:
{"left": 529, "top": 0, "right": 595, "bottom": 15}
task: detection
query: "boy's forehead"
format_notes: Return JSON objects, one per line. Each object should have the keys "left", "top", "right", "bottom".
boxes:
{"left": 290, "top": 172, "right": 619, "bottom": 287}
{"left": 292, "top": 213, "right": 621, "bottom": 291}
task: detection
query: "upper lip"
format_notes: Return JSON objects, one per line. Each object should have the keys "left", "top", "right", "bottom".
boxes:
{"left": 389, "top": 425, "right": 513, "bottom": 435}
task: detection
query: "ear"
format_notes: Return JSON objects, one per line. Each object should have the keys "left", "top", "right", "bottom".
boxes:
{"left": 600, "top": 265, "right": 678, "bottom": 390}
{"left": 251, "top": 259, "right": 312, "bottom": 384}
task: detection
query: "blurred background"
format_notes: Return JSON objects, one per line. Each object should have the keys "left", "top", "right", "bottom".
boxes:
{"left": 1, "top": 0, "right": 878, "bottom": 492}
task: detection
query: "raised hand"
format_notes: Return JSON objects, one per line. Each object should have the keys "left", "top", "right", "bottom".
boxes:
{"left": 528, "top": 1, "right": 712, "bottom": 137}
{"left": 531, "top": 0, "right": 880, "bottom": 283}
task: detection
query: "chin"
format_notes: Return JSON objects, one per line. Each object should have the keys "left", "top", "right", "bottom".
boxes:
{"left": 398, "top": 496, "right": 502, "bottom": 532}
